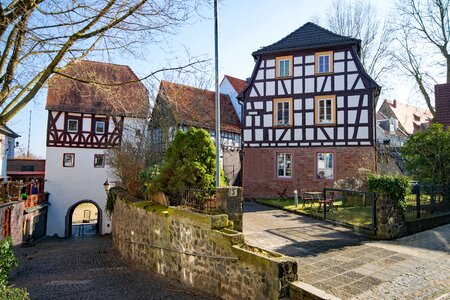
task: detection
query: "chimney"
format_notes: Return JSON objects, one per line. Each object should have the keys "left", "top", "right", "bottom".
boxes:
{"left": 393, "top": 99, "right": 397, "bottom": 108}
{"left": 435, "top": 83, "right": 450, "bottom": 126}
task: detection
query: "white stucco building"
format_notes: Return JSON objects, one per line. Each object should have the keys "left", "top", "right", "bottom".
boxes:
{"left": 44, "top": 61, "right": 149, "bottom": 237}
{"left": 0, "top": 125, "right": 18, "bottom": 179}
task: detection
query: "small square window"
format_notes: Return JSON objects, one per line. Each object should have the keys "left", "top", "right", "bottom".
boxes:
{"left": 63, "top": 153, "right": 75, "bottom": 167}
{"left": 95, "top": 121, "right": 105, "bottom": 134}
{"left": 273, "top": 98, "right": 292, "bottom": 127}
{"left": 94, "top": 154, "right": 105, "bottom": 168}
{"left": 277, "top": 153, "right": 292, "bottom": 178}
{"left": 276, "top": 56, "right": 293, "bottom": 78}
{"left": 315, "top": 51, "right": 333, "bottom": 74}
{"left": 315, "top": 95, "right": 336, "bottom": 125}
{"left": 317, "top": 153, "right": 333, "bottom": 179}
{"left": 67, "top": 119, "right": 78, "bottom": 133}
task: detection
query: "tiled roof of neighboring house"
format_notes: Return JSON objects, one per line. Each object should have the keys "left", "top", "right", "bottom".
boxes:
{"left": 46, "top": 60, "right": 149, "bottom": 118}
{"left": 379, "top": 99, "right": 433, "bottom": 135}
{"left": 157, "top": 81, "right": 241, "bottom": 134}
{"left": 224, "top": 75, "right": 247, "bottom": 94}
{"left": 253, "top": 22, "right": 360, "bottom": 56}
{"left": 0, "top": 125, "right": 19, "bottom": 138}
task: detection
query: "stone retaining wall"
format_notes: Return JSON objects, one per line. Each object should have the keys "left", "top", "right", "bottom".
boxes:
{"left": 113, "top": 195, "right": 297, "bottom": 299}
{"left": 0, "top": 201, "right": 24, "bottom": 245}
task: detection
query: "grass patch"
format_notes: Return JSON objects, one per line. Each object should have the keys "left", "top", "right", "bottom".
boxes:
{"left": 132, "top": 201, "right": 168, "bottom": 214}
{"left": 257, "top": 198, "right": 373, "bottom": 228}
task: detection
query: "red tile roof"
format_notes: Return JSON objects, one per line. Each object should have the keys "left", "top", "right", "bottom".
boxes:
{"left": 156, "top": 81, "right": 241, "bottom": 134}
{"left": 46, "top": 61, "right": 149, "bottom": 118}
{"left": 381, "top": 99, "right": 432, "bottom": 135}
{"left": 224, "top": 75, "right": 247, "bottom": 94}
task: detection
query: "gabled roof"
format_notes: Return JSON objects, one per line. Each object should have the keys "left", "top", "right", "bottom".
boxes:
{"left": 0, "top": 125, "right": 19, "bottom": 138}
{"left": 156, "top": 81, "right": 241, "bottom": 134}
{"left": 223, "top": 75, "right": 247, "bottom": 94}
{"left": 46, "top": 60, "right": 149, "bottom": 118}
{"left": 379, "top": 99, "right": 433, "bottom": 135}
{"left": 253, "top": 22, "right": 361, "bottom": 56}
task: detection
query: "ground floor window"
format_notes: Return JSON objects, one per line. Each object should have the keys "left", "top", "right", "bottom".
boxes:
{"left": 317, "top": 153, "right": 333, "bottom": 179}
{"left": 277, "top": 153, "right": 292, "bottom": 177}
{"left": 94, "top": 154, "right": 105, "bottom": 168}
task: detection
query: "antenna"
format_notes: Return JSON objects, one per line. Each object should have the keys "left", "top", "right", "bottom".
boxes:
{"left": 27, "top": 110, "right": 31, "bottom": 158}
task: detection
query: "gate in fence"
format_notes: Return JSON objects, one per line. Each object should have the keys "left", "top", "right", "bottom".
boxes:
{"left": 322, "top": 188, "right": 376, "bottom": 236}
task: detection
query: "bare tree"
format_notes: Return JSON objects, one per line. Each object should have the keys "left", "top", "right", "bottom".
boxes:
{"left": 0, "top": 0, "right": 204, "bottom": 124}
{"left": 314, "top": 0, "right": 394, "bottom": 105}
{"left": 392, "top": 0, "right": 450, "bottom": 116}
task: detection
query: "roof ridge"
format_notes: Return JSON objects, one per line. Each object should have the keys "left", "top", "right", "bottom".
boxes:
{"left": 161, "top": 80, "right": 228, "bottom": 97}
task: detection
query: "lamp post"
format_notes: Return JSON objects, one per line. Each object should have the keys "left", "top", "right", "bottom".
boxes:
{"left": 103, "top": 179, "right": 110, "bottom": 193}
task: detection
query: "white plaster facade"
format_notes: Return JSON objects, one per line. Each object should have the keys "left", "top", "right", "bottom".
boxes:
{"left": 45, "top": 147, "right": 113, "bottom": 237}
{"left": 0, "top": 131, "right": 17, "bottom": 179}
{"left": 220, "top": 77, "right": 243, "bottom": 121}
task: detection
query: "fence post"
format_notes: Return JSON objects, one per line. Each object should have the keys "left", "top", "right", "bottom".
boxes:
{"left": 431, "top": 185, "right": 436, "bottom": 214}
{"left": 323, "top": 188, "right": 327, "bottom": 219}
{"left": 416, "top": 184, "right": 421, "bottom": 219}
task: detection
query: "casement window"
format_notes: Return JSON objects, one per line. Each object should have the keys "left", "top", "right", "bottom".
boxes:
{"left": 94, "top": 154, "right": 105, "bottom": 168}
{"left": 273, "top": 98, "right": 293, "bottom": 126}
{"left": 277, "top": 153, "right": 292, "bottom": 178}
{"left": 276, "top": 56, "right": 293, "bottom": 78}
{"left": 315, "top": 51, "right": 333, "bottom": 74}
{"left": 63, "top": 153, "right": 75, "bottom": 167}
{"left": 67, "top": 119, "right": 79, "bottom": 133}
{"left": 317, "top": 153, "right": 333, "bottom": 179}
{"left": 95, "top": 121, "right": 106, "bottom": 134}
{"left": 315, "top": 95, "right": 336, "bottom": 125}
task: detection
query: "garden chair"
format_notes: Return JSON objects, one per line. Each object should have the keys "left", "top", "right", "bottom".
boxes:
{"left": 300, "top": 189, "right": 314, "bottom": 208}
{"left": 318, "top": 192, "right": 335, "bottom": 212}
{"left": 277, "top": 186, "right": 289, "bottom": 200}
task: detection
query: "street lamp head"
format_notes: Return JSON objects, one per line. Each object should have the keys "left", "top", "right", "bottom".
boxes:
{"left": 103, "top": 179, "right": 110, "bottom": 192}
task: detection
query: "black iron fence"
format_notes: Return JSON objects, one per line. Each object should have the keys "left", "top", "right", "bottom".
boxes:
{"left": 180, "top": 186, "right": 216, "bottom": 213}
{"left": 405, "top": 183, "right": 450, "bottom": 221}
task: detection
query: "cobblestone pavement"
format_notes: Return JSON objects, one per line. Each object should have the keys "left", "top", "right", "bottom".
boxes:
{"left": 244, "top": 201, "right": 450, "bottom": 300}
{"left": 9, "top": 236, "right": 217, "bottom": 300}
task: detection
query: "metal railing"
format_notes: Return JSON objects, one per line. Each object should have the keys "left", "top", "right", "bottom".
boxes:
{"left": 405, "top": 183, "right": 450, "bottom": 221}
{"left": 180, "top": 186, "right": 216, "bottom": 213}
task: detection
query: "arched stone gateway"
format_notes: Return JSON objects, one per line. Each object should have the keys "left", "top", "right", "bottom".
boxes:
{"left": 65, "top": 200, "right": 102, "bottom": 238}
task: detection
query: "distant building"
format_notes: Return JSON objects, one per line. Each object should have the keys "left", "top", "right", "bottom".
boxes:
{"left": 378, "top": 99, "right": 432, "bottom": 137}
{"left": 375, "top": 111, "right": 408, "bottom": 147}
{"left": 0, "top": 125, "right": 19, "bottom": 179}
{"left": 220, "top": 75, "right": 247, "bottom": 121}
{"left": 151, "top": 80, "right": 241, "bottom": 185}
{"left": 45, "top": 60, "right": 149, "bottom": 237}
{"left": 435, "top": 83, "right": 450, "bottom": 127}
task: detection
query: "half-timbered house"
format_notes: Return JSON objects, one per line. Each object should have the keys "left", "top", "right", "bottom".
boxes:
{"left": 239, "top": 22, "right": 380, "bottom": 198}
{"left": 45, "top": 61, "right": 149, "bottom": 237}
{"left": 150, "top": 80, "right": 241, "bottom": 185}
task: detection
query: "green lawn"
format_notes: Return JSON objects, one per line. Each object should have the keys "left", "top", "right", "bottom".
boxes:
{"left": 256, "top": 198, "right": 373, "bottom": 228}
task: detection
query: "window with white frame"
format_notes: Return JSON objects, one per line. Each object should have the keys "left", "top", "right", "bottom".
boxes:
{"left": 276, "top": 56, "right": 292, "bottom": 78}
{"left": 315, "top": 95, "right": 335, "bottom": 125}
{"left": 274, "top": 98, "right": 292, "bottom": 126}
{"left": 67, "top": 119, "right": 79, "bottom": 133}
{"left": 317, "top": 153, "right": 333, "bottom": 179}
{"left": 315, "top": 51, "right": 333, "bottom": 74}
{"left": 277, "top": 153, "right": 292, "bottom": 177}
{"left": 95, "top": 121, "right": 105, "bottom": 134}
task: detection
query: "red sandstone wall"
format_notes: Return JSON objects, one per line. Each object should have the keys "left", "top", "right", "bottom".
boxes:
{"left": 435, "top": 83, "right": 450, "bottom": 126}
{"left": 242, "top": 147, "right": 375, "bottom": 199}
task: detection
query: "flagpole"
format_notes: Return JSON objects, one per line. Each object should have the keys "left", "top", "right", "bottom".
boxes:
{"left": 214, "top": 0, "right": 221, "bottom": 188}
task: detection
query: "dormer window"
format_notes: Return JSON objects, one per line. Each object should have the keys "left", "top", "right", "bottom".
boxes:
{"left": 315, "top": 51, "right": 333, "bottom": 74}
{"left": 95, "top": 121, "right": 106, "bottom": 134}
{"left": 315, "top": 95, "right": 336, "bottom": 125}
{"left": 276, "top": 56, "right": 293, "bottom": 78}
{"left": 67, "top": 119, "right": 79, "bottom": 133}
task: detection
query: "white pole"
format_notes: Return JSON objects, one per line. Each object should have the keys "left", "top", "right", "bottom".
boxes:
{"left": 214, "top": 0, "right": 221, "bottom": 188}
{"left": 294, "top": 190, "right": 298, "bottom": 208}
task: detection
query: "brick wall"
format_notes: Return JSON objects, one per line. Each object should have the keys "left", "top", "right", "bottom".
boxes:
{"left": 435, "top": 83, "right": 450, "bottom": 126}
{"left": 243, "top": 146, "right": 375, "bottom": 198}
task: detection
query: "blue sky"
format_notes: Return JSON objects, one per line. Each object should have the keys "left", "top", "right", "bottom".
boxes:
{"left": 10, "top": 0, "right": 405, "bottom": 158}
